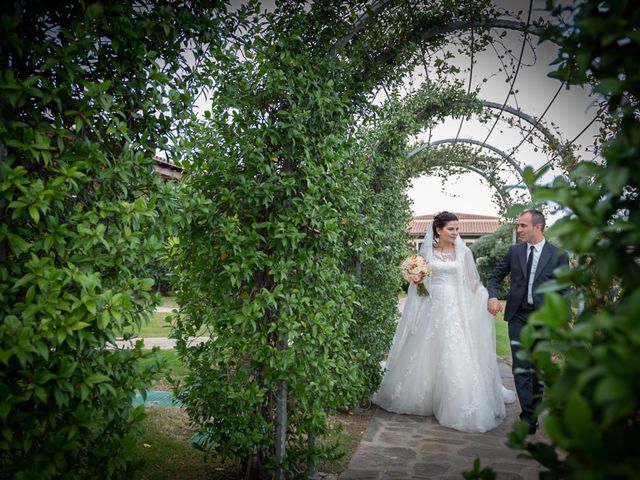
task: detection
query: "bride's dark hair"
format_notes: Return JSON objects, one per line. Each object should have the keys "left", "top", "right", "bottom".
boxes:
{"left": 432, "top": 211, "right": 459, "bottom": 241}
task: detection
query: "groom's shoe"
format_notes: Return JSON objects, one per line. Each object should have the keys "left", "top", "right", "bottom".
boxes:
{"left": 519, "top": 413, "right": 539, "bottom": 435}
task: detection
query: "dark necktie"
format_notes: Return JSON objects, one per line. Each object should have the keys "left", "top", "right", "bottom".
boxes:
{"left": 525, "top": 245, "right": 535, "bottom": 302}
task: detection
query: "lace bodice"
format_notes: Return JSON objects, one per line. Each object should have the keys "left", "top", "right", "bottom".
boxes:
{"left": 430, "top": 253, "right": 461, "bottom": 288}
{"left": 426, "top": 245, "right": 484, "bottom": 294}
{"left": 432, "top": 248, "right": 456, "bottom": 262}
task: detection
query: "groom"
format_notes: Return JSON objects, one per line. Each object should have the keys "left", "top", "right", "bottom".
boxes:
{"left": 487, "top": 210, "right": 568, "bottom": 435}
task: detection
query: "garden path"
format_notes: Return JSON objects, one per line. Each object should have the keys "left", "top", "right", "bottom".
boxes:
{"left": 336, "top": 358, "right": 545, "bottom": 480}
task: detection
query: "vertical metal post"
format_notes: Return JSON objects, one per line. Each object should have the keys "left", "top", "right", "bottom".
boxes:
{"left": 275, "top": 332, "right": 288, "bottom": 480}
{"left": 308, "top": 430, "right": 317, "bottom": 477}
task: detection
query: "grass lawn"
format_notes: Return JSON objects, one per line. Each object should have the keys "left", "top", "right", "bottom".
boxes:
{"left": 117, "top": 296, "right": 177, "bottom": 339}
{"left": 159, "top": 296, "right": 179, "bottom": 309}
{"left": 134, "top": 406, "right": 371, "bottom": 479}
{"left": 118, "top": 312, "right": 173, "bottom": 338}
{"left": 135, "top": 312, "right": 207, "bottom": 338}
{"left": 126, "top": 297, "right": 206, "bottom": 338}
{"left": 143, "top": 312, "right": 173, "bottom": 337}
{"left": 494, "top": 312, "right": 511, "bottom": 358}
{"left": 133, "top": 407, "right": 241, "bottom": 480}
{"left": 142, "top": 349, "right": 189, "bottom": 379}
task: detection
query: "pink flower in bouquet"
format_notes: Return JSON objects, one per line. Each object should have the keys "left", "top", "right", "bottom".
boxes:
{"left": 400, "top": 254, "right": 431, "bottom": 296}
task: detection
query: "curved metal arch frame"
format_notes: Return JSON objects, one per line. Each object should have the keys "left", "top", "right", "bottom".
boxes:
{"left": 412, "top": 156, "right": 516, "bottom": 209}
{"left": 481, "top": 100, "right": 564, "bottom": 159}
{"left": 407, "top": 138, "right": 524, "bottom": 177}
{"left": 403, "top": 90, "right": 575, "bottom": 211}
{"left": 407, "top": 138, "right": 532, "bottom": 210}
{"left": 334, "top": 4, "right": 572, "bottom": 213}
{"left": 405, "top": 91, "right": 571, "bottom": 207}
{"left": 402, "top": 14, "right": 571, "bottom": 169}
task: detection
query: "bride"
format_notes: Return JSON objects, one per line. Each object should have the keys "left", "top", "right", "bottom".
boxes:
{"left": 373, "top": 211, "right": 516, "bottom": 432}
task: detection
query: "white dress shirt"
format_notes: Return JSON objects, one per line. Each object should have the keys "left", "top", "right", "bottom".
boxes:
{"left": 526, "top": 239, "right": 545, "bottom": 304}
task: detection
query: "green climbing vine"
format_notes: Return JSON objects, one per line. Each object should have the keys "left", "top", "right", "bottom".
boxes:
{"left": 168, "top": 1, "right": 506, "bottom": 477}
{"left": 0, "top": 2, "right": 221, "bottom": 477}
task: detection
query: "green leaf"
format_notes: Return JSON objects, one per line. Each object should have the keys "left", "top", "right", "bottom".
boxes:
{"left": 519, "top": 323, "right": 536, "bottom": 349}
{"left": 85, "top": 299, "right": 97, "bottom": 315}
{"left": 595, "top": 78, "right": 620, "bottom": 95}
{"left": 98, "top": 310, "right": 109, "bottom": 330}
{"left": 70, "top": 321, "right": 91, "bottom": 331}
{"left": 139, "top": 278, "right": 155, "bottom": 291}
{"left": 43, "top": 234, "right": 55, "bottom": 253}
{"left": 522, "top": 166, "right": 537, "bottom": 186}
{"left": 603, "top": 167, "right": 629, "bottom": 195}
{"left": 543, "top": 413, "right": 569, "bottom": 447}
{"left": 504, "top": 203, "right": 526, "bottom": 219}
{"left": 564, "top": 393, "right": 592, "bottom": 440}
{"left": 28, "top": 205, "right": 40, "bottom": 223}
{"left": 34, "top": 386, "right": 47, "bottom": 403}
{"left": 79, "top": 384, "right": 90, "bottom": 402}
{"left": 85, "top": 374, "right": 111, "bottom": 386}
{"left": 541, "top": 293, "right": 570, "bottom": 324}
{"left": 53, "top": 388, "right": 68, "bottom": 408}
{"left": 594, "top": 377, "right": 631, "bottom": 404}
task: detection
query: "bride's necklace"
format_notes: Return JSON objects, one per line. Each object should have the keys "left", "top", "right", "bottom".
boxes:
{"left": 433, "top": 244, "right": 455, "bottom": 261}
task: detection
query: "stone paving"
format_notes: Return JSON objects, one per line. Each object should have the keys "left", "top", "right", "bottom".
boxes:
{"left": 338, "top": 358, "right": 545, "bottom": 480}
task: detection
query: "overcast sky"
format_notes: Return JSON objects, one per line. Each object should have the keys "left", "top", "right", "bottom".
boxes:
{"left": 405, "top": 0, "right": 601, "bottom": 219}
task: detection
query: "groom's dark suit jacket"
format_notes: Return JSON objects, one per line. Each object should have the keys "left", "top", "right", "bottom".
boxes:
{"left": 488, "top": 241, "right": 569, "bottom": 322}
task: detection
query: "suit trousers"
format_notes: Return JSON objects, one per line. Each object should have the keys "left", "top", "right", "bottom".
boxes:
{"left": 508, "top": 307, "right": 543, "bottom": 424}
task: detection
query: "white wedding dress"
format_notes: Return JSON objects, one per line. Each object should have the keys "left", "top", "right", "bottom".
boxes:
{"left": 373, "top": 233, "right": 516, "bottom": 433}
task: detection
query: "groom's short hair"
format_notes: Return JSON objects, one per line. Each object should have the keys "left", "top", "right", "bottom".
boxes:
{"left": 523, "top": 209, "right": 546, "bottom": 231}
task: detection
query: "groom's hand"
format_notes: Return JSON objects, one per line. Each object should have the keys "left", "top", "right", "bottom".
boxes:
{"left": 487, "top": 297, "right": 503, "bottom": 315}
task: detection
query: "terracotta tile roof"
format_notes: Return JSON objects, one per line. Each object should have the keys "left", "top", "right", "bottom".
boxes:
{"left": 409, "top": 212, "right": 501, "bottom": 238}
{"left": 412, "top": 212, "right": 500, "bottom": 220}
{"left": 154, "top": 156, "right": 183, "bottom": 181}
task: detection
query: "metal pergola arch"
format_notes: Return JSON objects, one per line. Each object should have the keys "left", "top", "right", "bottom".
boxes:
{"left": 407, "top": 138, "right": 524, "bottom": 177}
{"left": 480, "top": 100, "right": 569, "bottom": 164}
{"left": 393, "top": 6, "right": 566, "bottom": 215}
{"left": 406, "top": 138, "right": 529, "bottom": 212}
{"left": 334, "top": 2, "right": 597, "bottom": 216}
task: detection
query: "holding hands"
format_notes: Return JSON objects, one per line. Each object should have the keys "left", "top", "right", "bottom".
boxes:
{"left": 487, "top": 297, "right": 503, "bottom": 316}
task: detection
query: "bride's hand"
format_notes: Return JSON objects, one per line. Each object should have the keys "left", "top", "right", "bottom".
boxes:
{"left": 487, "top": 297, "right": 503, "bottom": 315}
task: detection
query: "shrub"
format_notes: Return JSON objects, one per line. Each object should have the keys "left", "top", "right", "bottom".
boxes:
{"left": 504, "top": 2, "right": 640, "bottom": 478}
{"left": 0, "top": 3, "right": 212, "bottom": 477}
{"left": 470, "top": 223, "right": 513, "bottom": 298}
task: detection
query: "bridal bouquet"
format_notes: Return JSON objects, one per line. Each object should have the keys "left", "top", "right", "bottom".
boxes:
{"left": 400, "top": 254, "right": 431, "bottom": 296}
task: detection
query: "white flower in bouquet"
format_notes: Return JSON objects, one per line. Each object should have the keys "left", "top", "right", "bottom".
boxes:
{"left": 400, "top": 254, "right": 431, "bottom": 296}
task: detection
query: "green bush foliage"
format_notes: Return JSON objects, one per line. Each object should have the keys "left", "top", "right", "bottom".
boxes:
{"left": 169, "top": 1, "right": 497, "bottom": 476}
{"left": 505, "top": 1, "right": 640, "bottom": 478}
{"left": 171, "top": 31, "right": 370, "bottom": 477}
{"left": 470, "top": 224, "right": 513, "bottom": 298}
{"left": 0, "top": 2, "right": 214, "bottom": 477}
